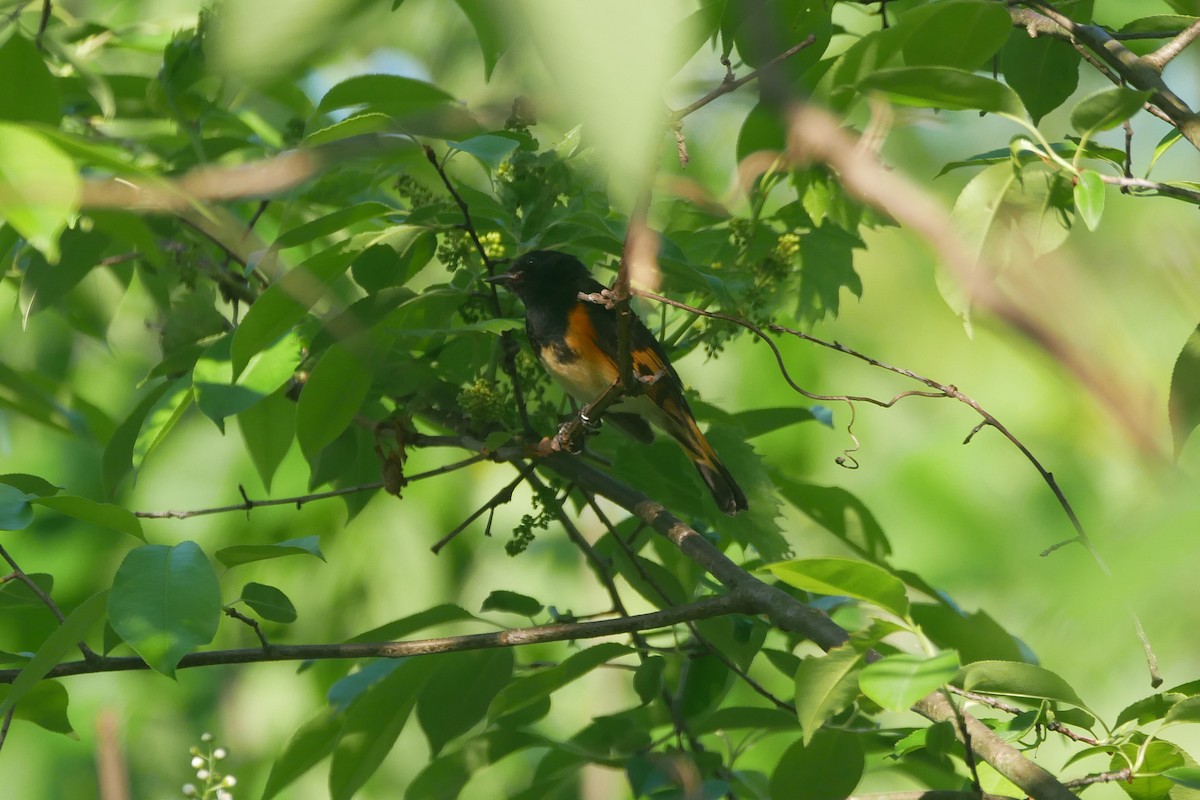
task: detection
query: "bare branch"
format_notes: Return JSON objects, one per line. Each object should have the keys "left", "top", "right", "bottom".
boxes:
{"left": 1143, "top": 18, "right": 1200, "bottom": 71}
{"left": 0, "top": 595, "right": 752, "bottom": 684}
{"left": 672, "top": 35, "right": 818, "bottom": 121}
{"left": 0, "top": 544, "right": 97, "bottom": 662}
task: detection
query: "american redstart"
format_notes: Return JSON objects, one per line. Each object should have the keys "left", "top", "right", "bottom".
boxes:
{"left": 487, "top": 250, "right": 748, "bottom": 514}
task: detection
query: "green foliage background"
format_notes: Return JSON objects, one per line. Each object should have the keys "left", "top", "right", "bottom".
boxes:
{"left": 1, "top": 0, "right": 1200, "bottom": 798}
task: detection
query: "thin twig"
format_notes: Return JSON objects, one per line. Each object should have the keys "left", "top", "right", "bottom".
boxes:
{"left": 0, "top": 594, "right": 753, "bottom": 684}
{"left": 952, "top": 688, "right": 1101, "bottom": 745}
{"left": 0, "top": 544, "right": 98, "bottom": 662}
{"left": 1097, "top": 174, "right": 1200, "bottom": 205}
{"left": 422, "top": 144, "right": 534, "bottom": 433}
{"left": 430, "top": 462, "right": 537, "bottom": 554}
{"left": 224, "top": 607, "right": 272, "bottom": 654}
{"left": 134, "top": 454, "right": 486, "bottom": 519}
{"left": 672, "top": 35, "right": 818, "bottom": 120}
{"left": 1063, "top": 769, "right": 1133, "bottom": 789}
{"left": 1143, "top": 18, "right": 1200, "bottom": 70}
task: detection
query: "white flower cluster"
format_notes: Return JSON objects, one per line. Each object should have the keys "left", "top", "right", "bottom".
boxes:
{"left": 181, "top": 733, "right": 236, "bottom": 800}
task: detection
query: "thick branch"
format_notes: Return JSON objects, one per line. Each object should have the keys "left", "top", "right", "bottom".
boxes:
{"left": 1012, "top": 3, "right": 1200, "bottom": 152}
{"left": 0, "top": 595, "right": 751, "bottom": 684}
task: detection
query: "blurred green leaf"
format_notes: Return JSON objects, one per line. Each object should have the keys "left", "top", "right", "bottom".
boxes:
{"left": 0, "top": 474, "right": 61, "bottom": 497}
{"left": 194, "top": 331, "right": 301, "bottom": 427}
{"left": 274, "top": 202, "right": 394, "bottom": 250}
{"left": 1074, "top": 169, "right": 1106, "bottom": 231}
{"left": 240, "top": 581, "right": 297, "bottom": 623}
{"left": 1147, "top": 129, "right": 1183, "bottom": 178}
{"left": 0, "top": 484, "right": 33, "bottom": 530}
{"left": 0, "top": 35, "right": 60, "bottom": 125}
{"left": 1169, "top": 325, "right": 1200, "bottom": 455}
{"left": 859, "top": 66, "right": 1026, "bottom": 117}
{"left": 0, "top": 591, "right": 107, "bottom": 718}
{"left": 263, "top": 708, "right": 346, "bottom": 800}
{"left": 480, "top": 590, "right": 543, "bottom": 617}
{"left": 0, "top": 679, "right": 74, "bottom": 736}
{"left": 0, "top": 123, "right": 80, "bottom": 262}
{"left": 958, "top": 660, "right": 1091, "bottom": 711}
{"left": 771, "top": 728, "right": 864, "bottom": 800}
{"left": 330, "top": 657, "right": 436, "bottom": 800}
{"left": 766, "top": 558, "right": 909, "bottom": 617}
{"left": 910, "top": 604, "right": 1026, "bottom": 664}
{"left": 488, "top": 642, "right": 631, "bottom": 721}
{"left": 794, "top": 643, "right": 865, "bottom": 743}
{"left": 237, "top": 385, "right": 296, "bottom": 492}
{"left": 18, "top": 226, "right": 109, "bottom": 320}
{"left": 1164, "top": 767, "right": 1200, "bottom": 790}
{"left": 859, "top": 651, "right": 960, "bottom": 711}
{"left": 417, "top": 649, "right": 514, "bottom": 756}
{"left": 108, "top": 542, "right": 221, "bottom": 677}
{"left": 692, "top": 706, "right": 800, "bottom": 734}
{"left": 30, "top": 495, "right": 144, "bottom": 540}
{"left": 633, "top": 655, "right": 665, "bottom": 706}
{"left": 1070, "top": 87, "right": 1153, "bottom": 136}
{"left": 1000, "top": 25, "right": 1081, "bottom": 124}
{"left": 100, "top": 378, "right": 179, "bottom": 497}
{"left": 297, "top": 339, "right": 379, "bottom": 462}
{"left": 454, "top": 0, "right": 510, "bottom": 80}
{"left": 898, "top": 0, "right": 1012, "bottom": 69}
{"left": 0, "top": 572, "right": 54, "bottom": 609}
{"left": 449, "top": 134, "right": 521, "bottom": 171}
{"left": 317, "top": 74, "right": 456, "bottom": 117}
{"left": 230, "top": 244, "right": 356, "bottom": 378}
{"left": 216, "top": 536, "right": 325, "bottom": 567}
{"left": 1164, "top": 695, "right": 1200, "bottom": 726}
{"left": 777, "top": 480, "right": 892, "bottom": 563}
{"left": 346, "top": 604, "right": 478, "bottom": 644}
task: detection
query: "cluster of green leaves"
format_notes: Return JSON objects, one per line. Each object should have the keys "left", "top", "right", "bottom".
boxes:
{"left": 3, "top": 0, "right": 1200, "bottom": 798}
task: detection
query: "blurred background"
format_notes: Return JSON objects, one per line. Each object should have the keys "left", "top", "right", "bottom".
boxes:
{"left": 2, "top": 0, "right": 1199, "bottom": 797}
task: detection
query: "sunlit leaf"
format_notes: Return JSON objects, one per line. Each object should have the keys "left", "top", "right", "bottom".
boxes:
{"left": 859, "top": 66, "right": 1026, "bottom": 117}
{"left": 794, "top": 644, "right": 865, "bottom": 743}
{"left": 859, "top": 651, "right": 961, "bottom": 711}
{"left": 1069, "top": 87, "right": 1153, "bottom": 135}
{"left": 766, "top": 558, "right": 909, "bottom": 617}
{"left": 31, "top": 495, "right": 144, "bottom": 540}
{"left": 1073, "top": 169, "right": 1106, "bottom": 231}
{"left": 0, "top": 123, "right": 80, "bottom": 262}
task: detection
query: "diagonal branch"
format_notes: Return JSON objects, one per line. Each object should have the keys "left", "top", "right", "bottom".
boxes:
{"left": 1142, "top": 18, "right": 1200, "bottom": 71}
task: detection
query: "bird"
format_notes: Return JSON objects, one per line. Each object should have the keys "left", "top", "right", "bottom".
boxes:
{"left": 486, "top": 250, "right": 748, "bottom": 514}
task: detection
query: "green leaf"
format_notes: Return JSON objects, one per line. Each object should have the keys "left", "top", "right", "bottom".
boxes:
{"left": 101, "top": 380, "right": 176, "bottom": 497}
{"left": 633, "top": 656, "right": 666, "bottom": 706}
{"left": 958, "top": 660, "right": 1090, "bottom": 711}
{"left": 765, "top": 557, "right": 909, "bottom": 617}
{"left": 274, "top": 202, "right": 394, "bottom": 250}
{"left": 304, "top": 112, "right": 396, "bottom": 146}
{"left": 107, "top": 542, "right": 221, "bottom": 677}
{"left": 262, "top": 708, "right": 346, "bottom": 800}
{"left": 330, "top": 658, "right": 436, "bottom": 800}
{"left": 724, "top": 406, "right": 829, "bottom": 437}
{"left": 858, "top": 66, "right": 1026, "bottom": 117}
{"left": 454, "top": 0, "right": 509, "bottom": 79}
{"left": 230, "top": 244, "right": 355, "bottom": 378}
{"left": 793, "top": 643, "right": 866, "bottom": 743}
{"left": 1147, "top": 129, "right": 1183, "bottom": 178}
{"left": 240, "top": 582, "right": 297, "bottom": 623}
{"left": 0, "top": 123, "right": 81, "bottom": 262}
{"left": 317, "top": 74, "right": 456, "bottom": 117}
{"left": 0, "top": 679, "right": 74, "bottom": 736}
{"left": 0, "top": 474, "right": 61, "bottom": 497}
{"left": 910, "top": 604, "right": 1025, "bottom": 664}
{"left": 0, "top": 572, "right": 54, "bottom": 609}
{"left": 1111, "top": 740, "right": 1187, "bottom": 800}
{"left": 237, "top": 386, "right": 295, "bottom": 492}
{"left": 346, "top": 604, "right": 478, "bottom": 644}
{"left": 216, "top": 535, "right": 325, "bottom": 567}
{"left": 417, "top": 649, "right": 514, "bottom": 756}
{"left": 1069, "top": 87, "right": 1153, "bottom": 135}
{"left": 480, "top": 590, "right": 544, "bottom": 617}
{"left": 777, "top": 480, "right": 892, "bottom": 564}
{"left": 1000, "top": 26, "right": 1081, "bottom": 125}
{"left": 448, "top": 134, "right": 520, "bottom": 171}
{"left": 0, "top": 34, "right": 61, "bottom": 125}
{"left": 488, "top": 642, "right": 631, "bottom": 721}
{"left": 736, "top": 102, "right": 786, "bottom": 162}
{"left": 0, "top": 484, "right": 33, "bottom": 530}
{"left": 1169, "top": 325, "right": 1200, "bottom": 454}
{"left": 194, "top": 330, "right": 301, "bottom": 426}
{"left": 859, "top": 651, "right": 960, "bottom": 711}
{"left": 296, "top": 340, "right": 379, "bottom": 462}
{"left": 1164, "top": 695, "right": 1200, "bottom": 726}
{"left": 1073, "top": 169, "right": 1105, "bottom": 231}
{"left": 1164, "top": 768, "right": 1200, "bottom": 790}
{"left": 692, "top": 706, "right": 800, "bottom": 735}
{"left": 898, "top": 0, "right": 1013, "bottom": 70}
{"left": 770, "top": 728, "right": 864, "bottom": 800}
{"left": 0, "top": 591, "right": 107, "bottom": 718}
{"left": 30, "top": 495, "right": 144, "bottom": 540}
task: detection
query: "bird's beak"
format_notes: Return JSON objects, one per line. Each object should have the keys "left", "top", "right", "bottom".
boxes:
{"left": 484, "top": 272, "right": 515, "bottom": 286}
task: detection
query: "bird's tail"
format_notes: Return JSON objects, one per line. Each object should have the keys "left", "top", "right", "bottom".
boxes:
{"left": 662, "top": 407, "right": 748, "bottom": 515}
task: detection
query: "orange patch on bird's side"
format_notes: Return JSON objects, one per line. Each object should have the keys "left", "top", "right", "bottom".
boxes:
{"left": 542, "top": 305, "right": 618, "bottom": 402}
